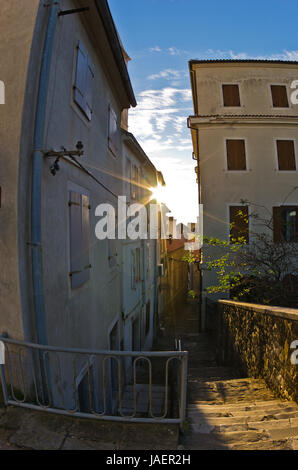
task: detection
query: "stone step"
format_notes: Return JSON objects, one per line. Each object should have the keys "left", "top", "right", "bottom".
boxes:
{"left": 183, "top": 434, "right": 298, "bottom": 450}
{"left": 230, "top": 438, "right": 298, "bottom": 450}
{"left": 189, "top": 417, "right": 298, "bottom": 434}
{"left": 188, "top": 408, "right": 298, "bottom": 421}
{"left": 188, "top": 400, "right": 297, "bottom": 412}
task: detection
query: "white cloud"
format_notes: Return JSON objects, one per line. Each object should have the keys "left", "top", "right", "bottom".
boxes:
{"left": 149, "top": 46, "right": 162, "bottom": 52}
{"left": 129, "top": 87, "right": 193, "bottom": 154}
{"left": 148, "top": 69, "right": 183, "bottom": 80}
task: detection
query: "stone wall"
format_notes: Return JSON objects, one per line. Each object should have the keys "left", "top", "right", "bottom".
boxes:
{"left": 217, "top": 300, "right": 298, "bottom": 403}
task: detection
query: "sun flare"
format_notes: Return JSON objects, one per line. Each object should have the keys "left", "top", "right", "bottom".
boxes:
{"left": 150, "top": 184, "right": 166, "bottom": 203}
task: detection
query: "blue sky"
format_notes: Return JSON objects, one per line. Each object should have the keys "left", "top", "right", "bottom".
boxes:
{"left": 108, "top": 0, "right": 298, "bottom": 224}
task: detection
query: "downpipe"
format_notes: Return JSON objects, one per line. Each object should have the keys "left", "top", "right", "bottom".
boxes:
{"left": 31, "top": 0, "right": 60, "bottom": 345}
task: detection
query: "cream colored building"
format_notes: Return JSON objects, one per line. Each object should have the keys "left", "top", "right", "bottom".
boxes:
{"left": 188, "top": 60, "right": 298, "bottom": 329}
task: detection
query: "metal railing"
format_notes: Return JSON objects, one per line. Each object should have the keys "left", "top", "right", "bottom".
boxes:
{"left": 0, "top": 337, "right": 188, "bottom": 430}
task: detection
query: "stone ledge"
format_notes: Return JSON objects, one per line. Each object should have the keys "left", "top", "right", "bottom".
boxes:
{"left": 218, "top": 300, "right": 298, "bottom": 322}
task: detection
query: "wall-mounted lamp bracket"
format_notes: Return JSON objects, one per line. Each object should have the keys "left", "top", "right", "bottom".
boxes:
{"left": 45, "top": 141, "right": 84, "bottom": 176}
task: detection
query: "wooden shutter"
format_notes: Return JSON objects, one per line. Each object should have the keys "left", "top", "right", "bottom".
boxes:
{"left": 74, "top": 41, "right": 94, "bottom": 120}
{"left": 69, "top": 192, "right": 84, "bottom": 288}
{"left": 222, "top": 84, "right": 241, "bottom": 107}
{"left": 108, "top": 106, "right": 118, "bottom": 156}
{"left": 69, "top": 192, "right": 90, "bottom": 288}
{"left": 276, "top": 140, "right": 296, "bottom": 171}
{"left": 229, "top": 206, "right": 249, "bottom": 243}
{"left": 81, "top": 195, "right": 90, "bottom": 283}
{"left": 273, "top": 206, "right": 283, "bottom": 243}
{"left": 226, "top": 140, "right": 246, "bottom": 170}
{"left": 271, "top": 85, "right": 289, "bottom": 108}
{"left": 85, "top": 60, "right": 94, "bottom": 120}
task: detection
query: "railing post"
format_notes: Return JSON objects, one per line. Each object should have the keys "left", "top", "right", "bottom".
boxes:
{"left": 0, "top": 364, "right": 9, "bottom": 405}
{"left": 179, "top": 353, "right": 188, "bottom": 432}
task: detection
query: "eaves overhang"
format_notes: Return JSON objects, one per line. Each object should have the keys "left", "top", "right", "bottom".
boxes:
{"left": 94, "top": 0, "right": 137, "bottom": 107}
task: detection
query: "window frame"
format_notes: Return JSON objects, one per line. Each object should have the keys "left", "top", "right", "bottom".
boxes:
{"left": 274, "top": 138, "right": 297, "bottom": 172}
{"left": 273, "top": 205, "right": 298, "bottom": 243}
{"left": 270, "top": 84, "right": 290, "bottom": 109}
{"left": 108, "top": 105, "right": 119, "bottom": 157}
{"left": 221, "top": 83, "right": 242, "bottom": 108}
{"left": 225, "top": 138, "right": 248, "bottom": 172}
{"left": 68, "top": 183, "right": 91, "bottom": 291}
{"left": 228, "top": 204, "right": 250, "bottom": 245}
{"left": 73, "top": 40, "right": 94, "bottom": 122}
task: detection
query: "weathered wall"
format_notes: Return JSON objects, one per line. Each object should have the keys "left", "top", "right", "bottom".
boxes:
{"left": 217, "top": 300, "right": 298, "bottom": 403}
{"left": 0, "top": 0, "right": 41, "bottom": 340}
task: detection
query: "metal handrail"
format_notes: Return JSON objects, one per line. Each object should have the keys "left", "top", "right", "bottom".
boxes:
{"left": 0, "top": 337, "right": 188, "bottom": 430}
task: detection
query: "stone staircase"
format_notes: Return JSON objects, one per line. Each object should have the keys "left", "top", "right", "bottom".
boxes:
{"left": 184, "top": 377, "right": 298, "bottom": 450}
{"left": 179, "top": 331, "right": 298, "bottom": 450}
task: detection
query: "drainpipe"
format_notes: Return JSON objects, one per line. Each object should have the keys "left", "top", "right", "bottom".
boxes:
{"left": 31, "top": 0, "right": 60, "bottom": 345}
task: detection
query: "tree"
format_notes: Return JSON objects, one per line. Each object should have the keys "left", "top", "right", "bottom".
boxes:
{"left": 202, "top": 193, "right": 298, "bottom": 307}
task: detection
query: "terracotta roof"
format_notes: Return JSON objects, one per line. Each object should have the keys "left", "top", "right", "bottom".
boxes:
{"left": 189, "top": 59, "right": 298, "bottom": 65}
{"left": 189, "top": 114, "right": 298, "bottom": 119}
{"left": 167, "top": 237, "right": 187, "bottom": 253}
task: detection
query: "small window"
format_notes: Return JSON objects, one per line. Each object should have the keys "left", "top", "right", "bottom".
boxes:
{"left": 108, "top": 106, "right": 119, "bottom": 156}
{"left": 273, "top": 206, "right": 298, "bottom": 243}
{"left": 108, "top": 209, "right": 118, "bottom": 268}
{"left": 276, "top": 140, "right": 296, "bottom": 171}
{"left": 69, "top": 191, "right": 90, "bottom": 289}
{"left": 145, "top": 301, "right": 151, "bottom": 336}
{"left": 222, "top": 84, "right": 241, "bottom": 107}
{"left": 271, "top": 85, "right": 289, "bottom": 108}
{"left": 74, "top": 41, "right": 94, "bottom": 120}
{"left": 125, "top": 157, "right": 132, "bottom": 201}
{"left": 229, "top": 206, "right": 249, "bottom": 244}
{"left": 131, "top": 164, "right": 139, "bottom": 201}
{"left": 226, "top": 139, "right": 246, "bottom": 171}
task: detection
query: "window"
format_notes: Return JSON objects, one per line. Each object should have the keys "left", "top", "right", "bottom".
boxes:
{"left": 229, "top": 206, "right": 249, "bottom": 244}
{"left": 226, "top": 139, "right": 246, "bottom": 171}
{"left": 108, "top": 106, "right": 119, "bottom": 156}
{"left": 222, "top": 84, "right": 241, "bottom": 107}
{"left": 276, "top": 140, "right": 296, "bottom": 171}
{"left": 125, "top": 157, "right": 132, "bottom": 201}
{"left": 273, "top": 206, "right": 298, "bottom": 243}
{"left": 69, "top": 191, "right": 90, "bottom": 288}
{"left": 74, "top": 41, "right": 94, "bottom": 120}
{"left": 108, "top": 209, "right": 118, "bottom": 268}
{"left": 131, "top": 248, "right": 141, "bottom": 289}
{"left": 271, "top": 85, "right": 289, "bottom": 108}
{"left": 145, "top": 301, "right": 151, "bottom": 336}
{"left": 131, "top": 164, "right": 139, "bottom": 200}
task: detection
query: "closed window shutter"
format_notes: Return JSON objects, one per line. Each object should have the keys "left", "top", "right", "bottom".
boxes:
{"left": 125, "top": 157, "right": 131, "bottom": 200}
{"left": 277, "top": 140, "right": 296, "bottom": 170}
{"left": 271, "top": 85, "right": 289, "bottom": 108}
{"left": 108, "top": 107, "right": 118, "bottom": 156}
{"left": 229, "top": 206, "right": 249, "bottom": 243}
{"left": 273, "top": 206, "right": 283, "bottom": 243}
{"left": 222, "top": 84, "right": 241, "bottom": 107}
{"left": 69, "top": 192, "right": 84, "bottom": 288}
{"left": 226, "top": 140, "right": 246, "bottom": 170}
{"left": 69, "top": 191, "right": 90, "bottom": 288}
{"left": 74, "top": 41, "right": 94, "bottom": 120}
{"left": 131, "top": 250, "right": 136, "bottom": 289}
{"left": 81, "top": 195, "right": 90, "bottom": 283}
{"left": 85, "top": 60, "right": 94, "bottom": 120}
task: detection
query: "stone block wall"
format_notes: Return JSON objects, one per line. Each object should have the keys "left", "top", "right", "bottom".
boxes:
{"left": 217, "top": 300, "right": 298, "bottom": 403}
